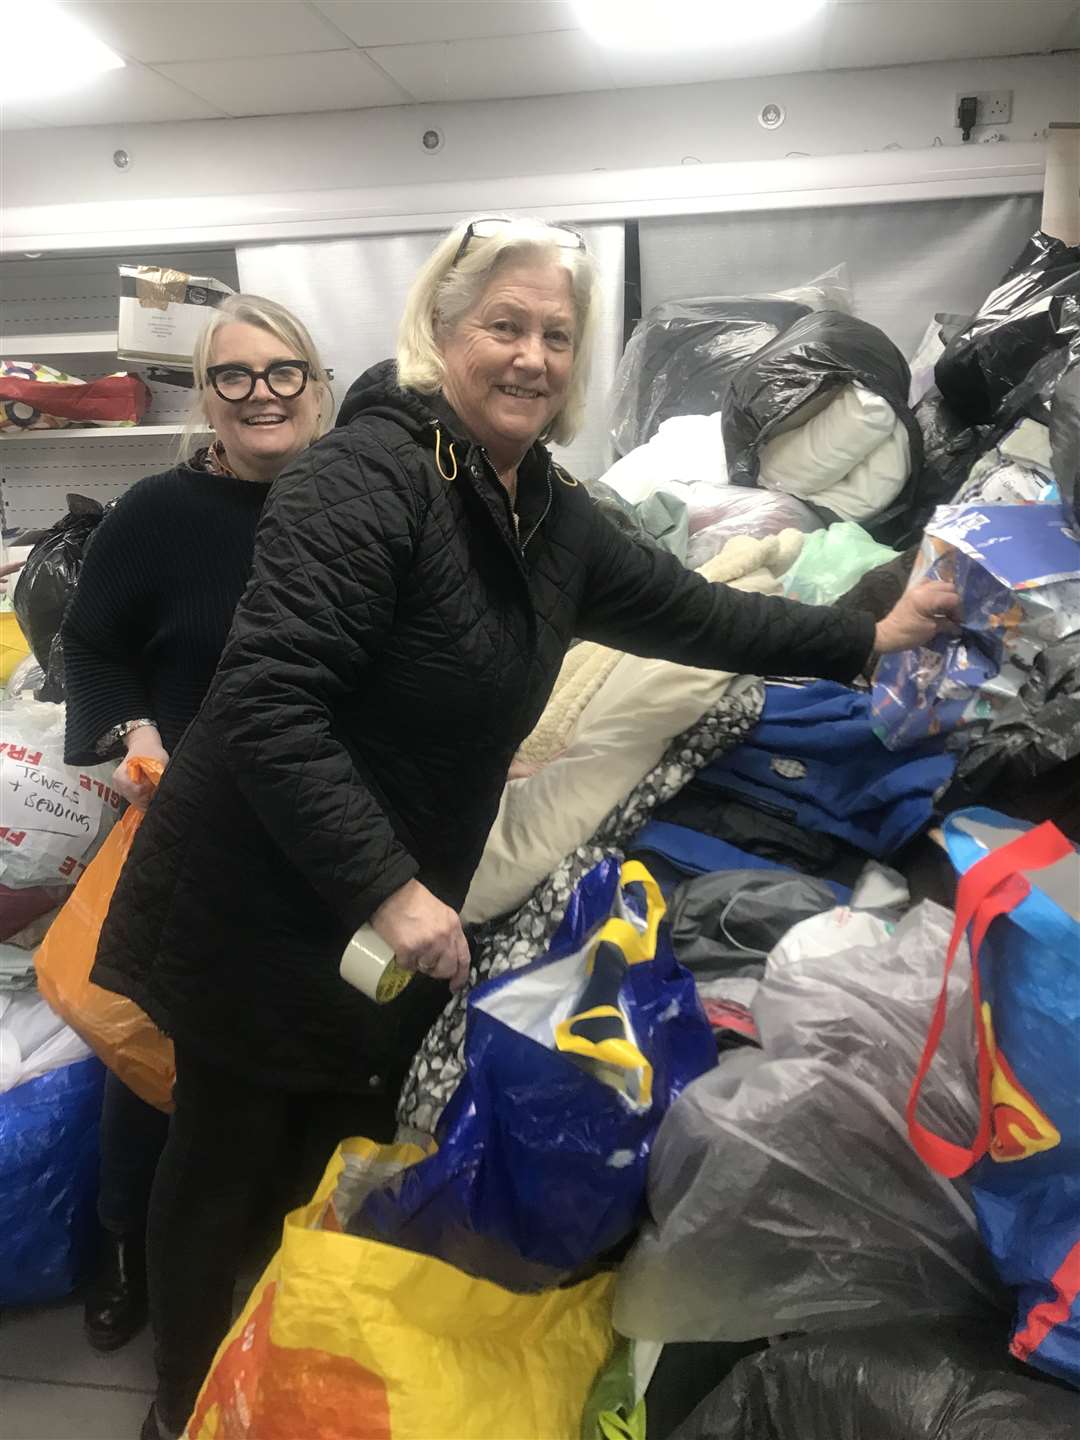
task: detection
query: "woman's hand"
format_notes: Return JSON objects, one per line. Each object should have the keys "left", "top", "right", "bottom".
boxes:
{"left": 370, "top": 878, "right": 470, "bottom": 992}
{"left": 875, "top": 580, "right": 961, "bottom": 654}
{"left": 114, "top": 725, "right": 169, "bottom": 811}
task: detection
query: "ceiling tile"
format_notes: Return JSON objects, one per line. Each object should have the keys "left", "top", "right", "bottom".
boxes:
{"left": 67, "top": 0, "right": 351, "bottom": 64}
{"left": 314, "top": 1, "right": 578, "bottom": 47}
{"left": 824, "top": 0, "right": 1079, "bottom": 69}
{"left": 153, "top": 49, "right": 412, "bottom": 116}
{"left": 15, "top": 63, "right": 228, "bottom": 128}
{"left": 600, "top": 14, "right": 830, "bottom": 87}
{"left": 368, "top": 28, "right": 612, "bottom": 102}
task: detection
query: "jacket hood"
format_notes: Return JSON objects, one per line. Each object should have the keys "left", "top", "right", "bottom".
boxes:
{"left": 335, "top": 359, "right": 557, "bottom": 489}
{"left": 336, "top": 358, "right": 462, "bottom": 441}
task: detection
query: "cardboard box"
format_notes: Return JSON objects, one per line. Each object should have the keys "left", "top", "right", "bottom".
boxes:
{"left": 117, "top": 266, "right": 234, "bottom": 368}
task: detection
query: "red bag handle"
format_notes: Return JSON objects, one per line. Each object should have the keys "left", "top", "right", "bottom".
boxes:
{"left": 907, "top": 821, "right": 1073, "bottom": 1179}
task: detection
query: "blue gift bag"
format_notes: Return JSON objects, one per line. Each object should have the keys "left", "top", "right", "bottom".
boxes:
{"left": 0, "top": 1056, "right": 104, "bottom": 1305}
{"left": 354, "top": 858, "right": 716, "bottom": 1291}
{"left": 908, "top": 808, "right": 1080, "bottom": 1388}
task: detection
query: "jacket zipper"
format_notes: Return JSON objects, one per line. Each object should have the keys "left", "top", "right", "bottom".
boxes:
{"left": 478, "top": 447, "right": 552, "bottom": 555}
{"left": 520, "top": 462, "right": 553, "bottom": 553}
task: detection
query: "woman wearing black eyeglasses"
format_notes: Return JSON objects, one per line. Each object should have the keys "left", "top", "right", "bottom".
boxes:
{"left": 61, "top": 294, "right": 331, "bottom": 1362}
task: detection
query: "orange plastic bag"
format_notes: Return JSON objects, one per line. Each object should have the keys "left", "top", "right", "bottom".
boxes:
{"left": 34, "top": 756, "right": 174, "bottom": 1111}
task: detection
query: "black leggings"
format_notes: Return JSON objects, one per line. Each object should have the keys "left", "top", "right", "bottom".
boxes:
{"left": 98, "top": 1070, "right": 171, "bottom": 1234}
{"left": 147, "top": 1044, "right": 398, "bottom": 1432}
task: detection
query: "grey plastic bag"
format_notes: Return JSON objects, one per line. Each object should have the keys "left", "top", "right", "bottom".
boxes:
{"left": 614, "top": 902, "right": 1006, "bottom": 1342}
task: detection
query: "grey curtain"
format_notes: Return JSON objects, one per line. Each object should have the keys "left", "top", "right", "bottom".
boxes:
{"left": 638, "top": 194, "right": 1043, "bottom": 358}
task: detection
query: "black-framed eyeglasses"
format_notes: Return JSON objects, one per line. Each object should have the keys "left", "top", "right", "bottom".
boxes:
{"left": 451, "top": 217, "right": 587, "bottom": 267}
{"left": 205, "top": 360, "right": 311, "bottom": 403}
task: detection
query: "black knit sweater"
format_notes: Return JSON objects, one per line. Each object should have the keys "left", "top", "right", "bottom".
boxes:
{"left": 62, "top": 465, "right": 270, "bottom": 766}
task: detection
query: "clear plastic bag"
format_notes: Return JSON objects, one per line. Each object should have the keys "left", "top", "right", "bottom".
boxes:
{"left": 610, "top": 269, "right": 851, "bottom": 457}
{"left": 614, "top": 903, "right": 1006, "bottom": 1343}
{"left": 684, "top": 490, "right": 821, "bottom": 569}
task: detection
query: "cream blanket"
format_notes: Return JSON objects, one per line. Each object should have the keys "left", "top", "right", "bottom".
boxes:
{"left": 515, "top": 528, "right": 804, "bottom": 769}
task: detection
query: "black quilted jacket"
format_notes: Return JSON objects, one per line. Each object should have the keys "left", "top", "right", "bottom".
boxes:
{"left": 93, "top": 361, "right": 875, "bottom": 1093}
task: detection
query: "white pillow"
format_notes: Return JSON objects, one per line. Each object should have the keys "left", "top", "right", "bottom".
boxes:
{"left": 599, "top": 413, "right": 729, "bottom": 505}
{"left": 813, "top": 420, "right": 911, "bottom": 524}
{"left": 758, "top": 384, "right": 896, "bottom": 499}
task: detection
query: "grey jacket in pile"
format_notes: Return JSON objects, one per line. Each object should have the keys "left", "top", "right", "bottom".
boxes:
{"left": 92, "top": 360, "right": 875, "bottom": 1092}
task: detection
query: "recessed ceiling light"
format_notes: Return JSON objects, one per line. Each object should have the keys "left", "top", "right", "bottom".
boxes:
{"left": 0, "top": 0, "right": 125, "bottom": 103}
{"left": 573, "top": 0, "right": 827, "bottom": 51}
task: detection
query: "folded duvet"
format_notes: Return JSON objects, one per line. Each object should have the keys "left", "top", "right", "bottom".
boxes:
{"left": 759, "top": 383, "right": 911, "bottom": 524}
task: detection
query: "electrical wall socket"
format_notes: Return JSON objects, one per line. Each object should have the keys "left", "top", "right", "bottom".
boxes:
{"left": 954, "top": 90, "right": 1013, "bottom": 128}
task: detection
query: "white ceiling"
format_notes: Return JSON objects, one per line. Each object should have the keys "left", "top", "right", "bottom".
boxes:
{"left": 5, "top": 0, "right": 1079, "bottom": 129}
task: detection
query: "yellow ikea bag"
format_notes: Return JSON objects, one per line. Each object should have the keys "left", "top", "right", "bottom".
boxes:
{"left": 185, "top": 1137, "right": 617, "bottom": 1440}
{"left": 35, "top": 757, "right": 175, "bottom": 1111}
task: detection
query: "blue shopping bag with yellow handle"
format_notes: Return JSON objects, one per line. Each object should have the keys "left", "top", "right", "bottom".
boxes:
{"left": 908, "top": 807, "right": 1080, "bottom": 1388}
{"left": 353, "top": 857, "right": 716, "bottom": 1292}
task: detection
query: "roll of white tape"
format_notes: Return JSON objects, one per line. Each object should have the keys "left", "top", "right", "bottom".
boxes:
{"left": 340, "top": 924, "right": 413, "bottom": 1004}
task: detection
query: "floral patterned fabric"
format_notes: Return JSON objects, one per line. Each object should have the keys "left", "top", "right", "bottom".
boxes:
{"left": 398, "top": 683, "right": 765, "bottom": 1135}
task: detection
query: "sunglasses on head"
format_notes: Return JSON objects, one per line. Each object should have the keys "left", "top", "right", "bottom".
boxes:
{"left": 205, "top": 360, "right": 311, "bottom": 403}
{"left": 451, "top": 217, "right": 587, "bottom": 267}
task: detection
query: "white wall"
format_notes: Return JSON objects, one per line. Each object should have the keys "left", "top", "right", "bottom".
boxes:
{"left": 3, "top": 52, "right": 1077, "bottom": 251}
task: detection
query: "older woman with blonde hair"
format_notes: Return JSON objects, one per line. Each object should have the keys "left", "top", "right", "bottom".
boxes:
{"left": 91, "top": 217, "right": 957, "bottom": 1439}
{"left": 61, "top": 293, "right": 331, "bottom": 1362}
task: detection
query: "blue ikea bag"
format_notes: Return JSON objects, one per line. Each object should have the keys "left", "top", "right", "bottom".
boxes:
{"left": 0, "top": 1056, "right": 105, "bottom": 1305}
{"left": 907, "top": 807, "right": 1080, "bottom": 1388}
{"left": 355, "top": 857, "right": 716, "bottom": 1291}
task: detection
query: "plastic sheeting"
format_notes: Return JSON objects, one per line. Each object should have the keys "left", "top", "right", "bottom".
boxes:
{"left": 1052, "top": 357, "right": 1080, "bottom": 530}
{"left": 935, "top": 231, "right": 1080, "bottom": 426}
{"left": 872, "top": 504, "right": 1080, "bottom": 771}
{"left": 669, "top": 1322, "right": 1080, "bottom": 1440}
{"left": 614, "top": 902, "right": 1005, "bottom": 1343}
{"left": 913, "top": 388, "right": 998, "bottom": 515}
{"left": 721, "top": 311, "right": 925, "bottom": 545}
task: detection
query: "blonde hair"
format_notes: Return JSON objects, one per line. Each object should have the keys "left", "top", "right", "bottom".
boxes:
{"left": 179, "top": 293, "right": 333, "bottom": 462}
{"left": 397, "top": 217, "right": 598, "bottom": 448}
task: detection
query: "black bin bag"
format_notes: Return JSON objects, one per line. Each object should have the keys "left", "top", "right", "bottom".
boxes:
{"left": 721, "top": 311, "right": 926, "bottom": 546}
{"left": 668, "top": 869, "right": 839, "bottom": 981}
{"left": 12, "top": 494, "right": 109, "bottom": 701}
{"left": 935, "top": 230, "right": 1080, "bottom": 426}
{"left": 671, "top": 1321, "right": 1080, "bottom": 1440}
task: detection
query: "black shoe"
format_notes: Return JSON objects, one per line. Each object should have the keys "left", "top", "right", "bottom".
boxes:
{"left": 140, "top": 1403, "right": 181, "bottom": 1440}
{"left": 84, "top": 1230, "right": 148, "bottom": 1353}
